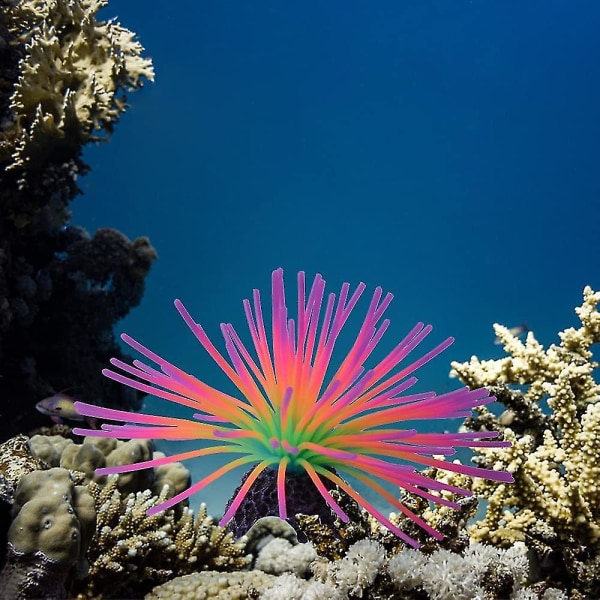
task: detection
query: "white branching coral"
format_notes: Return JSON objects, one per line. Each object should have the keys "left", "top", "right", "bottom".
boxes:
{"left": 257, "top": 539, "right": 553, "bottom": 600}
{"left": 260, "top": 572, "right": 342, "bottom": 600}
{"left": 450, "top": 286, "right": 600, "bottom": 548}
{"left": 312, "top": 539, "right": 386, "bottom": 598}
{"left": 255, "top": 537, "right": 317, "bottom": 577}
{"left": 388, "top": 542, "right": 529, "bottom": 600}
{"left": 3, "top": 0, "right": 154, "bottom": 170}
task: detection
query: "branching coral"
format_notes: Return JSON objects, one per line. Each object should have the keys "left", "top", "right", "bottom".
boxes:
{"left": 388, "top": 541, "right": 540, "bottom": 600}
{"left": 79, "top": 478, "right": 176, "bottom": 598}
{"left": 171, "top": 503, "right": 250, "bottom": 574}
{"left": 312, "top": 538, "right": 386, "bottom": 597}
{"left": 3, "top": 0, "right": 154, "bottom": 175}
{"left": 450, "top": 286, "right": 600, "bottom": 594}
{"left": 450, "top": 287, "right": 600, "bottom": 547}
{"left": 75, "top": 477, "right": 250, "bottom": 599}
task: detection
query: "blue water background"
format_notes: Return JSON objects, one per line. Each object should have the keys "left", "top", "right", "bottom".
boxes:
{"left": 72, "top": 1, "right": 600, "bottom": 517}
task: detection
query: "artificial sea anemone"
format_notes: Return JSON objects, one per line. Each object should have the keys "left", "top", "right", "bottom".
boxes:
{"left": 74, "top": 268, "right": 512, "bottom": 547}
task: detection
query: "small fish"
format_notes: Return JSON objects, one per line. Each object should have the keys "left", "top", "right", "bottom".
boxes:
{"left": 494, "top": 323, "right": 529, "bottom": 345}
{"left": 36, "top": 391, "right": 97, "bottom": 427}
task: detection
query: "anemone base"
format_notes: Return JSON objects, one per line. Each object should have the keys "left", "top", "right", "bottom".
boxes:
{"left": 224, "top": 466, "right": 341, "bottom": 541}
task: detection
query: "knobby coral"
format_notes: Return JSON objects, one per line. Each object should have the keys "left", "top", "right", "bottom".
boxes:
{"left": 74, "top": 269, "right": 512, "bottom": 547}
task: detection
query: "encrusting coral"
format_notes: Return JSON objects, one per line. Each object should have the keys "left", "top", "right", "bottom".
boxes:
{"left": 450, "top": 286, "right": 600, "bottom": 595}
{"left": 8, "top": 467, "right": 95, "bottom": 565}
{"left": 74, "top": 268, "right": 513, "bottom": 548}
{"left": 146, "top": 570, "right": 280, "bottom": 600}
{"left": 0, "top": 466, "right": 95, "bottom": 598}
{"left": 0, "top": 434, "right": 46, "bottom": 505}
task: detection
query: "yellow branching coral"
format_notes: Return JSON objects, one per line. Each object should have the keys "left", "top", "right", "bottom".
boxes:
{"left": 79, "top": 477, "right": 175, "bottom": 598}
{"left": 3, "top": 0, "right": 154, "bottom": 170}
{"left": 173, "top": 504, "right": 251, "bottom": 574}
{"left": 450, "top": 286, "right": 600, "bottom": 549}
{"left": 76, "top": 477, "right": 249, "bottom": 598}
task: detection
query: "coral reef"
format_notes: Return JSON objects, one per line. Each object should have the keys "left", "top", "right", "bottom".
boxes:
{"left": 250, "top": 537, "right": 568, "bottom": 600}
{"left": 450, "top": 286, "right": 600, "bottom": 595}
{"left": 2, "top": 6, "right": 597, "bottom": 595}
{"left": 0, "top": 433, "right": 249, "bottom": 598}
{"left": 5, "top": 285, "right": 600, "bottom": 599}
{"left": 0, "top": 0, "right": 156, "bottom": 442}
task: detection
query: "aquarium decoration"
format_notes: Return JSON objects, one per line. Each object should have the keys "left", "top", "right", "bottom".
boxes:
{"left": 73, "top": 268, "right": 513, "bottom": 547}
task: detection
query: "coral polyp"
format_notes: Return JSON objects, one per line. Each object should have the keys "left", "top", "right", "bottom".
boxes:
{"left": 74, "top": 269, "right": 512, "bottom": 547}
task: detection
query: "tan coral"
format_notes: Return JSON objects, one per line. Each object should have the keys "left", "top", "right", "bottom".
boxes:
{"left": 146, "top": 570, "right": 279, "bottom": 600}
{"left": 75, "top": 479, "right": 249, "bottom": 598}
{"left": 3, "top": 0, "right": 154, "bottom": 171}
{"left": 450, "top": 286, "right": 600, "bottom": 548}
{"left": 172, "top": 504, "right": 250, "bottom": 574}
{"left": 29, "top": 434, "right": 191, "bottom": 499}
{"left": 152, "top": 452, "right": 192, "bottom": 499}
{"left": 8, "top": 467, "right": 95, "bottom": 566}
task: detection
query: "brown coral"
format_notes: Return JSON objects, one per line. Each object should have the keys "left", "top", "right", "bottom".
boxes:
{"left": 74, "top": 478, "right": 249, "bottom": 599}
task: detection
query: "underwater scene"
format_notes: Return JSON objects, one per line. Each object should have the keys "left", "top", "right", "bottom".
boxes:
{"left": 1, "top": 0, "right": 599, "bottom": 598}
